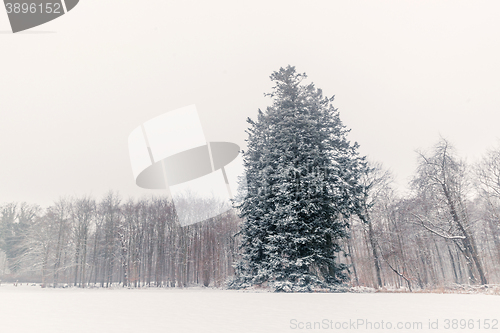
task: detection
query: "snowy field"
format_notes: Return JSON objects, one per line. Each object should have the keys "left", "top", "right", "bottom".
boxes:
{"left": 0, "top": 285, "right": 499, "bottom": 333}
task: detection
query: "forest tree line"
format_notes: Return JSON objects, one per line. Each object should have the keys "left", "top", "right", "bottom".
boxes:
{"left": 0, "top": 193, "right": 240, "bottom": 288}
{"left": 1, "top": 138, "right": 500, "bottom": 290}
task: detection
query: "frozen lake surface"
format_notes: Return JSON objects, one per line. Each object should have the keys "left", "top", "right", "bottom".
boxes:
{"left": 0, "top": 284, "right": 499, "bottom": 333}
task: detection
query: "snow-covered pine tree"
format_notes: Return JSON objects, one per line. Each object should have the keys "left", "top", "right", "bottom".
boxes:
{"left": 232, "top": 66, "right": 364, "bottom": 292}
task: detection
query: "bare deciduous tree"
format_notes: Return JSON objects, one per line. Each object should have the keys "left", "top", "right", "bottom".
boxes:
{"left": 412, "top": 138, "right": 487, "bottom": 285}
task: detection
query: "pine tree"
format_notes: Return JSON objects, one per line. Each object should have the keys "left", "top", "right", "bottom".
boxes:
{"left": 232, "top": 66, "right": 364, "bottom": 292}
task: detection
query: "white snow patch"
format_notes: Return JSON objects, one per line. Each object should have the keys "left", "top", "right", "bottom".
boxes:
{"left": 0, "top": 284, "right": 498, "bottom": 332}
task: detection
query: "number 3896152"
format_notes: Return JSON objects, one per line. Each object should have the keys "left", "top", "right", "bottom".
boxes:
{"left": 5, "top": 3, "right": 62, "bottom": 14}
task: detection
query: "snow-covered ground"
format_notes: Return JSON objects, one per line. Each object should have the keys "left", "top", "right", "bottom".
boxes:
{"left": 0, "top": 284, "right": 499, "bottom": 333}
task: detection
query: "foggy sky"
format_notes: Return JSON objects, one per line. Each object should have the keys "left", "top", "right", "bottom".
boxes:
{"left": 1, "top": 0, "right": 500, "bottom": 207}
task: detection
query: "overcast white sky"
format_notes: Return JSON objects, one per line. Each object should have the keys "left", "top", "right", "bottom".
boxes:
{"left": 1, "top": 0, "right": 500, "bottom": 208}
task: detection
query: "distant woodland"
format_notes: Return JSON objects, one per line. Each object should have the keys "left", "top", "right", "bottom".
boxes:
{"left": 1, "top": 139, "right": 500, "bottom": 290}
